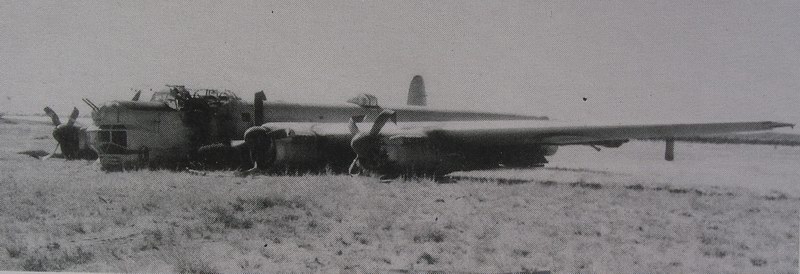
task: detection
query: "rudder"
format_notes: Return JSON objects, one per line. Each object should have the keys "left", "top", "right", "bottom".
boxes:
{"left": 407, "top": 75, "right": 427, "bottom": 106}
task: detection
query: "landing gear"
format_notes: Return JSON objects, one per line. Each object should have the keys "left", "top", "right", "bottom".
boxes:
{"left": 665, "top": 139, "right": 675, "bottom": 161}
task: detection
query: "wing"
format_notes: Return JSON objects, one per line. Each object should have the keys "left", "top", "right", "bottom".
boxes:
{"left": 421, "top": 121, "right": 794, "bottom": 146}
{"left": 266, "top": 120, "right": 793, "bottom": 148}
{"left": 260, "top": 118, "right": 793, "bottom": 173}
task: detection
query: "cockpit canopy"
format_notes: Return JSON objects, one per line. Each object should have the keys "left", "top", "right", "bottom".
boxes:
{"left": 149, "top": 86, "right": 240, "bottom": 110}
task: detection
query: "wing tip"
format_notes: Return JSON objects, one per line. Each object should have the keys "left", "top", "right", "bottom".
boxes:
{"left": 767, "top": 121, "right": 794, "bottom": 129}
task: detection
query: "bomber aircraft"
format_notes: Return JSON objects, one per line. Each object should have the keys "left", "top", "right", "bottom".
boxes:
{"left": 39, "top": 75, "right": 793, "bottom": 175}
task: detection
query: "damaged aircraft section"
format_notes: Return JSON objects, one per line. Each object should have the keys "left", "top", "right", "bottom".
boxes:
{"left": 84, "top": 77, "right": 548, "bottom": 171}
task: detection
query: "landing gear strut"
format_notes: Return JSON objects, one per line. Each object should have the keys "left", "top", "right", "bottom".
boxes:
{"left": 665, "top": 139, "right": 675, "bottom": 161}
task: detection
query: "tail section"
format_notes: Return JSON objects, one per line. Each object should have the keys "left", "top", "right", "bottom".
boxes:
{"left": 407, "top": 75, "right": 426, "bottom": 106}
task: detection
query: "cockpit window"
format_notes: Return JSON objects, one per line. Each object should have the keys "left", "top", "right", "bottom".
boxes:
{"left": 98, "top": 131, "right": 110, "bottom": 142}
{"left": 111, "top": 131, "right": 127, "bottom": 147}
{"left": 94, "top": 125, "right": 128, "bottom": 154}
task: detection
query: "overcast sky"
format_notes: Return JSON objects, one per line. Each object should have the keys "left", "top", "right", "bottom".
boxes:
{"left": 1, "top": 0, "right": 799, "bottom": 124}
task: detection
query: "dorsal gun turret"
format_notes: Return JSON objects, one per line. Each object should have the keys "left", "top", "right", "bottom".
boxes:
{"left": 347, "top": 93, "right": 380, "bottom": 108}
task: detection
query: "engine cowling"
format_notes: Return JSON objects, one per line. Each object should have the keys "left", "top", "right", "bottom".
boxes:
{"left": 273, "top": 134, "right": 325, "bottom": 170}
{"left": 383, "top": 136, "right": 445, "bottom": 175}
{"left": 497, "top": 145, "right": 557, "bottom": 168}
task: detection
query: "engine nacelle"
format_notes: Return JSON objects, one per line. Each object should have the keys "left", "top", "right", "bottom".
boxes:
{"left": 497, "top": 145, "right": 557, "bottom": 168}
{"left": 384, "top": 136, "right": 441, "bottom": 174}
{"left": 381, "top": 139, "right": 559, "bottom": 174}
{"left": 273, "top": 135, "right": 325, "bottom": 170}
{"left": 541, "top": 145, "right": 558, "bottom": 156}
{"left": 382, "top": 136, "right": 474, "bottom": 175}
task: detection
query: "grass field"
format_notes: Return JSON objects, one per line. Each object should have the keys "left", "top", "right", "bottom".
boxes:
{"left": 0, "top": 118, "right": 798, "bottom": 272}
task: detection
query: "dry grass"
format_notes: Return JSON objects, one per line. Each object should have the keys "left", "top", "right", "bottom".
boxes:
{"left": 0, "top": 121, "right": 798, "bottom": 272}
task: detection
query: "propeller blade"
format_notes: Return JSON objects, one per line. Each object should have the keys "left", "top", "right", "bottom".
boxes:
{"left": 67, "top": 107, "right": 79, "bottom": 126}
{"left": 242, "top": 126, "right": 269, "bottom": 170}
{"left": 254, "top": 91, "right": 266, "bottom": 126}
{"left": 43, "top": 143, "right": 59, "bottom": 160}
{"left": 349, "top": 115, "right": 365, "bottom": 136}
{"left": 368, "top": 110, "right": 396, "bottom": 136}
{"left": 132, "top": 90, "right": 141, "bottom": 101}
{"left": 43, "top": 107, "right": 61, "bottom": 126}
{"left": 348, "top": 156, "right": 361, "bottom": 175}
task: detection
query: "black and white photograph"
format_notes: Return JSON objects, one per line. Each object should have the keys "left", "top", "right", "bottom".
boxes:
{"left": 1, "top": 1, "right": 798, "bottom": 272}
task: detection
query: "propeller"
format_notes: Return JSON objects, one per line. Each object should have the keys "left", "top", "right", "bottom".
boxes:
{"left": 43, "top": 107, "right": 82, "bottom": 159}
{"left": 237, "top": 91, "right": 273, "bottom": 172}
{"left": 237, "top": 126, "right": 289, "bottom": 174}
{"left": 242, "top": 126, "right": 269, "bottom": 171}
{"left": 348, "top": 110, "right": 397, "bottom": 175}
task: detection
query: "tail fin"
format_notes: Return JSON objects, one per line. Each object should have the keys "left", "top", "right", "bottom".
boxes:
{"left": 407, "top": 75, "right": 426, "bottom": 106}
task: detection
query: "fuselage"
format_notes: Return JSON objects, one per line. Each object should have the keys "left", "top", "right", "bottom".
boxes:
{"left": 88, "top": 91, "right": 547, "bottom": 170}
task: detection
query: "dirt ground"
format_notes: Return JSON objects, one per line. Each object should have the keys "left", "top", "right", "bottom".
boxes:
{"left": 0, "top": 118, "right": 798, "bottom": 272}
